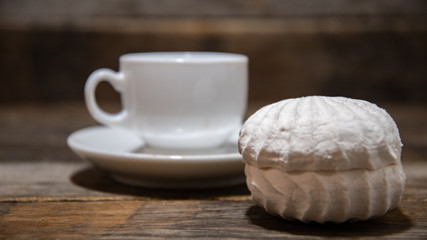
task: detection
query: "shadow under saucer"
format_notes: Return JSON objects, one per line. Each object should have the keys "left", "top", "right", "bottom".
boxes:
{"left": 70, "top": 166, "right": 250, "bottom": 200}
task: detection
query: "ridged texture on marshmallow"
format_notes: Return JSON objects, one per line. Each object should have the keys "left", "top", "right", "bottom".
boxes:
{"left": 239, "top": 96, "right": 402, "bottom": 171}
{"left": 239, "top": 96, "right": 406, "bottom": 223}
{"left": 245, "top": 164, "right": 405, "bottom": 223}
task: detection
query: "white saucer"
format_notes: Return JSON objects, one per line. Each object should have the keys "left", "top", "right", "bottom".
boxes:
{"left": 67, "top": 126, "right": 245, "bottom": 189}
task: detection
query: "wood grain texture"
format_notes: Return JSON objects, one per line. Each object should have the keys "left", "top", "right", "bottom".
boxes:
{"left": 2, "top": 0, "right": 426, "bottom": 20}
{"left": 2, "top": 30, "right": 426, "bottom": 103}
{"left": 0, "top": 102, "right": 426, "bottom": 239}
{"left": 1, "top": 1, "right": 427, "bottom": 103}
{"left": 0, "top": 198, "right": 425, "bottom": 239}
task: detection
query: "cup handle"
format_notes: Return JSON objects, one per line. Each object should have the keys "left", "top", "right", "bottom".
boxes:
{"left": 84, "top": 68, "right": 128, "bottom": 128}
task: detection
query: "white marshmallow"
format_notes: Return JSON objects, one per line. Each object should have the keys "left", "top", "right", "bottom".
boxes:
{"left": 239, "top": 96, "right": 405, "bottom": 223}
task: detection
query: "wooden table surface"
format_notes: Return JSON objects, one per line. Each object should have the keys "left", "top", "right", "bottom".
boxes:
{"left": 1, "top": 101, "right": 426, "bottom": 239}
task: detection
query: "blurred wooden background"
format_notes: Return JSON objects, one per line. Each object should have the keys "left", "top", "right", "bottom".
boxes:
{"left": 1, "top": 0, "right": 427, "bottom": 103}
{"left": 2, "top": 2, "right": 427, "bottom": 239}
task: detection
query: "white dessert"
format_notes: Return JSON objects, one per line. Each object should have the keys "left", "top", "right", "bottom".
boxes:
{"left": 239, "top": 96, "right": 406, "bottom": 223}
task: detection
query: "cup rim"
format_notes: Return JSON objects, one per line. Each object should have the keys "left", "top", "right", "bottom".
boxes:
{"left": 120, "top": 52, "right": 248, "bottom": 63}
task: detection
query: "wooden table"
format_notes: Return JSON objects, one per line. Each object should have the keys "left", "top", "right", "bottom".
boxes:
{"left": 1, "top": 101, "right": 426, "bottom": 239}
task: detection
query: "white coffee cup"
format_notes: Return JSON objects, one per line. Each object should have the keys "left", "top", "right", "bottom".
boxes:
{"left": 85, "top": 52, "right": 248, "bottom": 149}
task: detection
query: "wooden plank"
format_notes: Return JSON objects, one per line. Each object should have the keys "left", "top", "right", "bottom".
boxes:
{"left": 0, "top": 162, "right": 251, "bottom": 201}
{"left": 0, "top": 198, "right": 426, "bottom": 239}
{"left": 1, "top": 30, "right": 427, "bottom": 103}
{"left": 2, "top": 0, "right": 426, "bottom": 35}
{"left": 2, "top": 16, "right": 427, "bottom": 34}
{"left": 1, "top": 3, "right": 427, "bottom": 103}
{"left": 0, "top": 102, "right": 424, "bottom": 157}
{"left": 0, "top": 200, "right": 143, "bottom": 239}
{"left": 1, "top": 152, "right": 425, "bottom": 201}
{"left": 2, "top": 0, "right": 426, "bottom": 18}
{"left": 0, "top": 102, "right": 426, "bottom": 238}
{"left": 0, "top": 148, "right": 425, "bottom": 201}
{"left": 0, "top": 102, "right": 426, "bottom": 163}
